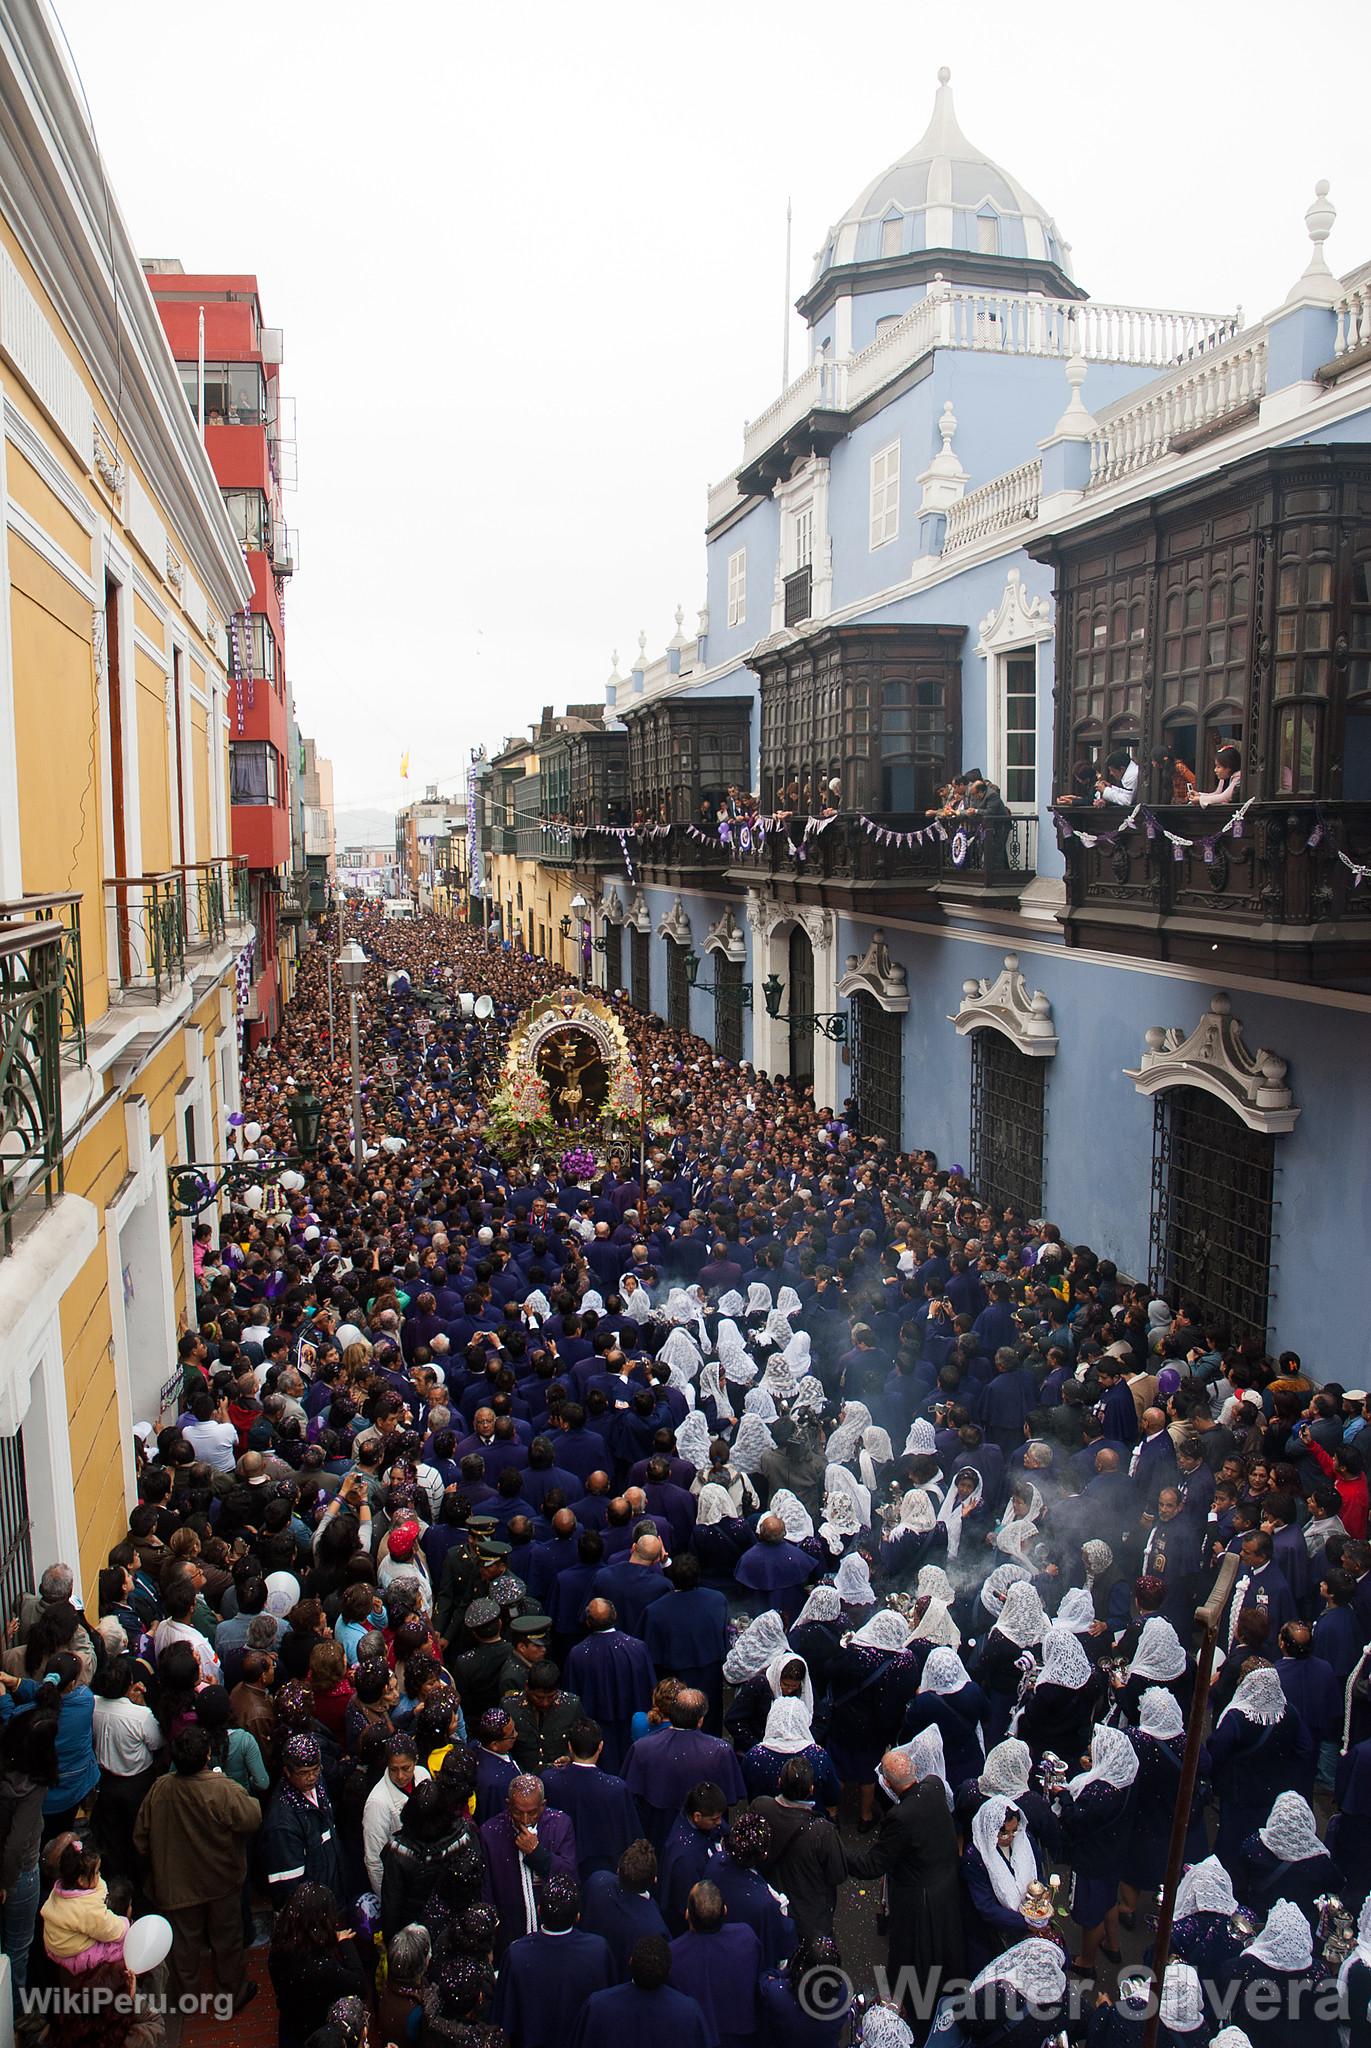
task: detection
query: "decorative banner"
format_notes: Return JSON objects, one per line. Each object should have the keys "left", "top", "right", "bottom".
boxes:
{"left": 950, "top": 828, "right": 969, "bottom": 868}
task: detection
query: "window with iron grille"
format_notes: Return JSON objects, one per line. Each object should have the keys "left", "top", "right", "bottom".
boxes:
{"left": 603, "top": 921, "right": 622, "bottom": 991}
{"left": 631, "top": 927, "right": 651, "bottom": 1013}
{"left": 667, "top": 940, "right": 690, "bottom": 1033}
{"left": 1149, "top": 1085, "right": 1274, "bottom": 1346}
{"left": 970, "top": 1028, "right": 1045, "bottom": 1220}
{"left": 713, "top": 954, "right": 743, "bottom": 1062}
{"left": 0, "top": 1433, "right": 34, "bottom": 1637}
{"left": 788, "top": 925, "right": 815, "bottom": 1090}
{"left": 850, "top": 993, "right": 902, "bottom": 1153}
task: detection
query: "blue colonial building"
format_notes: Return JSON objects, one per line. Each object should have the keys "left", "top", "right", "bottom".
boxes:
{"left": 487, "top": 71, "right": 1371, "bottom": 1366}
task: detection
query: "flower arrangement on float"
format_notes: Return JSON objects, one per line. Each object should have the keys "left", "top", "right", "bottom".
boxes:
{"left": 559, "top": 1145, "right": 599, "bottom": 1181}
{"left": 486, "top": 1073, "right": 560, "bottom": 1159}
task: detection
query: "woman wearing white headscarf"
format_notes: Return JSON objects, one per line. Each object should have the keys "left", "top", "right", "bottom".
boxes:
{"left": 692, "top": 1478, "right": 756, "bottom": 1582}
{"left": 725, "top": 1631, "right": 813, "bottom": 1753}
{"left": 1118, "top": 1685, "right": 1206, "bottom": 1922}
{"left": 788, "top": 1582, "right": 846, "bottom": 1698}
{"left": 1016, "top": 1624, "right": 1102, "bottom": 1763}
{"left": 673, "top": 1409, "right": 712, "bottom": 1481}
{"left": 743, "top": 1386, "right": 780, "bottom": 1426}
{"left": 714, "top": 1320, "right": 757, "bottom": 1387}
{"left": 959, "top": 1941, "right": 1067, "bottom": 2044}
{"left": 1232, "top": 1789, "right": 1343, "bottom": 1931}
{"left": 825, "top": 1401, "right": 872, "bottom": 1472}
{"left": 820, "top": 1464, "right": 871, "bottom": 1549}
{"left": 877, "top": 1486, "right": 945, "bottom": 1583}
{"left": 907, "top": 1596, "right": 960, "bottom": 1655}
{"left": 658, "top": 1325, "right": 702, "bottom": 1382}
{"left": 756, "top": 1307, "right": 793, "bottom": 1354}
{"left": 1206, "top": 1663, "right": 1313, "bottom": 1863}
{"left": 960, "top": 1796, "right": 1048, "bottom": 1972}
{"left": 722, "top": 1610, "right": 790, "bottom": 1687}
{"left": 1232, "top": 1897, "right": 1337, "bottom": 2046}
{"left": 1057, "top": 1724, "right": 1137, "bottom": 1971}
{"left": 857, "top": 1426, "right": 894, "bottom": 1495}
{"left": 741, "top": 1693, "right": 842, "bottom": 1810}
{"left": 715, "top": 1290, "right": 745, "bottom": 1321}
{"left": 834, "top": 1553, "right": 875, "bottom": 1616}
{"left": 697, "top": 1359, "right": 734, "bottom": 1427}
{"left": 898, "top": 1645, "right": 987, "bottom": 1789}
{"left": 1169, "top": 1853, "right": 1247, "bottom": 1989}
{"left": 790, "top": 1373, "right": 825, "bottom": 1416}
{"left": 903, "top": 1418, "right": 938, "bottom": 1459}
{"left": 1113, "top": 1612, "right": 1193, "bottom": 1726}
{"left": 744, "top": 1281, "right": 773, "bottom": 1321}
{"left": 730, "top": 1413, "right": 775, "bottom": 1476}
{"left": 916, "top": 1563, "right": 956, "bottom": 1610}
{"left": 827, "top": 1606, "right": 917, "bottom": 1826}
{"left": 780, "top": 1328, "right": 812, "bottom": 1375}
{"left": 935, "top": 1465, "right": 984, "bottom": 1561}
{"left": 970, "top": 1581, "right": 1047, "bottom": 1747}
{"left": 769, "top": 1488, "right": 815, "bottom": 1544}
{"left": 620, "top": 1273, "right": 655, "bottom": 1324}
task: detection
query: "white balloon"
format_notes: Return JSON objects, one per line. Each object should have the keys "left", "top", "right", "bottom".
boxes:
{"left": 244, "top": 1120, "right": 263, "bottom": 1144}
{"left": 240, "top": 1148, "right": 260, "bottom": 1163}
{"left": 243, "top": 1186, "right": 264, "bottom": 1212}
{"left": 124, "top": 1914, "right": 173, "bottom": 1975}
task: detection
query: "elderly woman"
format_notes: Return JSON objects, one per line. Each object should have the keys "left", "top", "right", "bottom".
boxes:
{"left": 1056, "top": 1725, "right": 1137, "bottom": 1974}
{"left": 1231, "top": 1790, "right": 1343, "bottom": 1931}
{"left": 827, "top": 1611, "right": 920, "bottom": 1827}
{"left": 960, "top": 1797, "right": 1053, "bottom": 1974}
{"left": 741, "top": 1695, "right": 842, "bottom": 1810}
{"left": 898, "top": 1647, "right": 987, "bottom": 1789}
{"left": 1203, "top": 1663, "right": 1315, "bottom": 1863}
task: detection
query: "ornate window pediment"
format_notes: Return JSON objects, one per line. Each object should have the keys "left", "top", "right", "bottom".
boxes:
{"left": 598, "top": 885, "right": 625, "bottom": 925}
{"left": 656, "top": 896, "right": 693, "bottom": 945}
{"left": 702, "top": 907, "right": 746, "bottom": 963}
{"left": 1124, "top": 991, "right": 1299, "bottom": 1134}
{"left": 836, "top": 930, "right": 909, "bottom": 1013}
{"left": 626, "top": 891, "right": 651, "bottom": 933}
{"left": 949, "top": 952, "right": 1057, "bottom": 1056}
{"left": 975, "top": 567, "right": 1054, "bottom": 656}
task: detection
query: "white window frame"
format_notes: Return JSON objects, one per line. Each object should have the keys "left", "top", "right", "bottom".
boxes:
{"left": 791, "top": 502, "right": 814, "bottom": 572}
{"left": 975, "top": 569, "right": 1054, "bottom": 816}
{"left": 869, "top": 440, "right": 900, "bottom": 551}
{"left": 880, "top": 213, "right": 903, "bottom": 258}
{"left": 726, "top": 547, "right": 746, "bottom": 628}
{"left": 997, "top": 648, "right": 1039, "bottom": 813}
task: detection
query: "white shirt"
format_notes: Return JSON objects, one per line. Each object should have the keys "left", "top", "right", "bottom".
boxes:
{"left": 92, "top": 1695, "right": 164, "bottom": 1776}
{"left": 152, "top": 1617, "right": 221, "bottom": 1686}
{"left": 181, "top": 1418, "right": 239, "bottom": 1472}
{"left": 362, "top": 1765, "right": 430, "bottom": 1891}
{"left": 1098, "top": 759, "right": 1139, "bottom": 807}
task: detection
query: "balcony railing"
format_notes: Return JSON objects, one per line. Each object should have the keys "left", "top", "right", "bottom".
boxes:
{"left": 104, "top": 872, "right": 186, "bottom": 1001}
{"left": 1086, "top": 333, "right": 1268, "bottom": 490}
{"left": 230, "top": 856, "right": 250, "bottom": 927}
{"left": 943, "top": 459, "right": 1042, "bottom": 554}
{"left": 783, "top": 566, "right": 813, "bottom": 627}
{"left": 1058, "top": 801, "right": 1371, "bottom": 972}
{"left": 0, "top": 892, "right": 86, "bottom": 1065}
{"left": 178, "top": 862, "right": 227, "bottom": 947}
{"left": 727, "top": 812, "right": 942, "bottom": 889}
{"left": 935, "top": 815, "right": 1038, "bottom": 895}
{"left": 0, "top": 921, "right": 64, "bottom": 1257}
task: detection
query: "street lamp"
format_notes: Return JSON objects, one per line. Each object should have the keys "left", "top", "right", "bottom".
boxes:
{"left": 761, "top": 972, "right": 846, "bottom": 1041}
{"left": 337, "top": 939, "right": 368, "bottom": 1171}
{"left": 683, "top": 948, "right": 753, "bottom": 1005}
{"left": 285, "top": 1084, "right": 323, "bottom": 1157}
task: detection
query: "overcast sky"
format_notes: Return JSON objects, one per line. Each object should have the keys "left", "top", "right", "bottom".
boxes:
{"left": 57, "top": 0, "right": 1371, "bottom": 826}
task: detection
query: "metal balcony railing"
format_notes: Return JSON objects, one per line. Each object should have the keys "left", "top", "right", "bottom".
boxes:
{"left": 230, "top": 856, "right": 251, "bottom": 927}
{"left": 0, "top": 920, "right": 64, "bottom": 1257}
{"left": 178, "top": 862, "right": 227, "bottom": 947}
{"left": 0, "top": 892, "right": 86, "bottom": 1065}
{"left": 103, "top": 872, "right": 186, "bottom": 1001}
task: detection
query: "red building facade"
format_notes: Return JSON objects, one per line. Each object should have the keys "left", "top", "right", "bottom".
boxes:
{"left": 145, "top": 266, "right": 296, "bottom": 1040}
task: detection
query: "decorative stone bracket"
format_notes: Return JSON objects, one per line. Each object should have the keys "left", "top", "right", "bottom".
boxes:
{"left": 949, "top": 952, "right": 1057, "bottom": 1055}
{"left": 702, "top": 906, "right": 746, "bottom": 962}
{"left": 1124, "top": 991, "right": 1299, "bottom": 1134}
{"left": 598, "top": 885, "right": 625, "bottom": 926}
{"left": 626, "top": 891, "right": 651, "bottom": 933}
{"left": 837, "top": 930, "right": 909, "bottom": 1013}
{"left": 656, "top": 896, "right": 693, "bottom": 945}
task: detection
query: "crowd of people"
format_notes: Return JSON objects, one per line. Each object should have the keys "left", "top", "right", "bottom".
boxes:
{"left": 3, "top": 903, "right": 1369, "bottom": 2048}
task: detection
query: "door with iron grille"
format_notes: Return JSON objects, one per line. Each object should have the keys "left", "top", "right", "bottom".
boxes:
{"left": 713, "top": 955, "right": 743, "bottom": 1063}
{"left": 631, "top": 927, "right": 651, "bottom": 1013}
{"left": 667, "top": 940, "right": 689, "bottom": 1032}
{"left": 603, "top": 921, "right": 622, "bottom": 992}
{"left": 0, "top": 1433, "right": 33, "bottom": 1636}
{"left": 1149, "top": 1085, "right": 1275, "bottom": 1344}
{"left": 851, "top": 993, "right": 902, "bottom": 1152}
{"left": 787, "top": 925, "right": 815, "bottom": 1089}
{"left": 970, "top": 1028, "right": 1045, "bottom": 1219}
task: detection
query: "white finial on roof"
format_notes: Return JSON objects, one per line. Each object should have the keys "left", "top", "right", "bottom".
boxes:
{"left": 937, "top": 65, "right": 951, "bottom": 85}
{"left": 918, "top": 397, "right": 968, "bottom": 514}
{"left": 1287, "top": 179, "right": 1337, "bottom": 305}
{"left": 635, "top": 629, "right": 648, "bottom": 672}
{"left": 1051, "top": 354, "right": 1095, "bottom": 439}
{"left": 667, "top": 605, "right": 688, "bottom": 652}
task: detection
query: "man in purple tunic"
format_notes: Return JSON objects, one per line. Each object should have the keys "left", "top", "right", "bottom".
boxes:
{"left": 733, "top": 1516, "right": 818, "bottom": 1623}
{"left": 480, "top": 1772, "right": 578, "bottom": 1955}
{"left": 565, "top": 1599, "right": 657, "bottom": 1772}
{"left": 624, "top": 1688, "right": 746, "bottom": 1851}
{"left": 668, "top": 1881, "right": 763, "bottom": 2048}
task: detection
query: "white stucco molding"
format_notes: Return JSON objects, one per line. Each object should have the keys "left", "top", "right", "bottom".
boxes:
{"left": 598, "top": 885, "right": 625, "bottom": 925}
{"left": 974, "top": 566, "right": 1054, "bottom": 655}
{"left": 656, "top": 896, "right": 693, "bottom": 945}
{"left": 950, "top": 951, "right": 1058, "bottom": 1056}
{"left": 1123, "top": 990, "right": 1299, "bottom": 1134}
{"left": 626, "top": 891, "right": 651, "bottom": 933}
{"left": 837, "top": 930, "right": 910, "bottom": 1013}
{"left": 702, "top": 907, "right": 746, "bottom": 962}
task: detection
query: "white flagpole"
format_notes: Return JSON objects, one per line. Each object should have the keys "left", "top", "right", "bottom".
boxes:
{"left": 197, "top": 306, "right": 205, "bottom": 438}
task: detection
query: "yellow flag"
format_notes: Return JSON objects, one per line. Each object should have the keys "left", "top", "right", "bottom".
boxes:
{"left": 399, "top": 751, "right": 410, "bottom": 781}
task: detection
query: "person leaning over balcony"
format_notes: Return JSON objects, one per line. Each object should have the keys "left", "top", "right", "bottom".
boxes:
{"left": 1095, "top": 746, "right": 1139, "bottom": 807}
{"left": 1190, "top": 741, "right": 1243, "bottom": 807}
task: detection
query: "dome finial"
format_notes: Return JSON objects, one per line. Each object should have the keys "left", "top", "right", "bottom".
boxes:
{"left": 937, "top": 65, "right": 951, "bottom": 85}
{"left": 1286, "top": 177, "right": 1337, "bottom": 306}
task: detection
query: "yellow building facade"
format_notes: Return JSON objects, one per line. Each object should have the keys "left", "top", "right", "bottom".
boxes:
{"left": 0, "top": 12, "right": 254, "bottom": 1602}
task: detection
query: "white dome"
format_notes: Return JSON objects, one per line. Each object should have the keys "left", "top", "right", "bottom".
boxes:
{"left": 812, "top": 68, "right": 1072, "bottom": 286}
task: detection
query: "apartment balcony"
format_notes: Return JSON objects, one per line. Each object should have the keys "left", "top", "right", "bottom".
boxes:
{"left": 0, "top": 919, "right": 65, "bottom": 1257}
{"left": 631, "top": 823, "right": 733, "bottom": 885}
{"left": 934, "top": 816, "right": 1039, "bottom": 908}
{"left": 1058, "top": 801, "right": 1371, "bottom": 981}
{"left": 103, "top": 872, "right": 187, "bottom": 1003}
{"left": 0, "top": 893, "right": 86, "bottom": 1066}
{"left": 726, "top": 812, "right": 942, "bottom": 912}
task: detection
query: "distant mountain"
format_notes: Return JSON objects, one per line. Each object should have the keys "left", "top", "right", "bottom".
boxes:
{"left": 334, "top": 807, "right": 396, "bottom": 851}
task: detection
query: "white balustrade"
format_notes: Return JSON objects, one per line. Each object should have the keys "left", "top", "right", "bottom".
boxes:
{"left": 1334, "top": 273, "right": 1371, "bottom": 358}
{"left": 1086, "top": 334, "right": 1268, "bottom": 490}
{"left": 942, "top": 459, "right": 1042, "bottom": 553}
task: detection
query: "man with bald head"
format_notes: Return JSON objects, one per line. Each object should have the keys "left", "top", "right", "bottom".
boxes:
{"left": 844, "top": 1747, "right": 963, "bottom": 1988}
{"left": 732, "top": 1513, "right": 818, "bottom": 1624}
{"left": 592, "top": 1530, "right": 674, "bottom": 1637}
{"left": 1130, "top": 1404, "right": 1178, "bottom": 1511}
{"left": 527, "top": 1506, "right": 581, "bottom": 1608}
{"left": 624, "top": 1687, "right": 745, "bottom": 1853}
{"left": 565, "top": 1599, "right": 657, "bottom": 1772}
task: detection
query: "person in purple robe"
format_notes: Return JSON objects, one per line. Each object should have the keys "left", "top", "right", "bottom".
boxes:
{"left": 496, "top": 1871, "right": 614, "bottom": 2048}
{"left": 479, "top": 1772, "right": 578, "bottom": 1955}
{"left": 579, "top": 1839, "right": 671, "bottom": 1977}
{"left": 658, "top": 1781, "right": 728, "bottom": 1932}
{"left": 565, "top": 1600, "right": 657, "bottom": 1773}
{"left": 569, "top": 1933, "right": 710, "bottom": 2048}
{"left": 734, "top": 1517, "right": 818, "bottom": 1624}
{"left": 669, "top": 1880, "right": 763, "bottom": 2048}
{"left": 709, "top": 1813, "right": 794, "bottom": 1968}
{"left": 472, "top": 1706, "right": 520, "bottom": 1824}
{"left": 624, "top": 1688, "right": 746, "bottom": 1852}
{"left": 641, "top": 1555, "right": 730, "bottom": 1733}
{"left": 542, "top": 1719, "right": 644, "bottom": 1878}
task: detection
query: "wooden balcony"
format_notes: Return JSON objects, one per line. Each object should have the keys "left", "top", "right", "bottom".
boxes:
{"left": 726, "top": 812, "right": 942, "bottom": 913}
{"left": 1058, "top": 801, "right": 1371, "bottom": 981}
